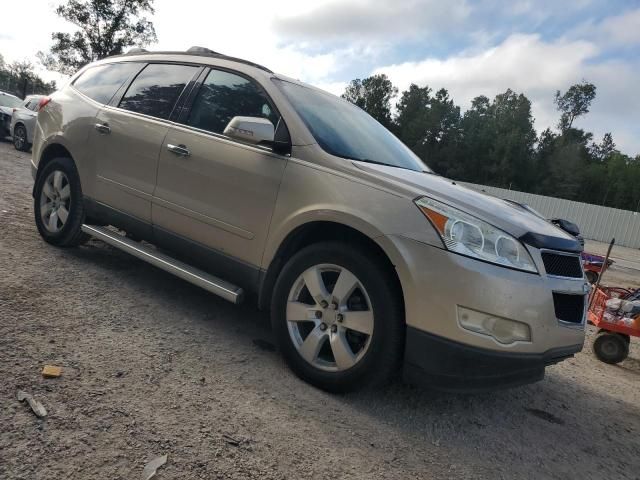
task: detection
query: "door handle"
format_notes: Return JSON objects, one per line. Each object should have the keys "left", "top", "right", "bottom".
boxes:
{"left": 94, "top": 123, "right": 111, "bottom": 134}
{"left": 167, "top": 143, "right": 191, "bottom": 157}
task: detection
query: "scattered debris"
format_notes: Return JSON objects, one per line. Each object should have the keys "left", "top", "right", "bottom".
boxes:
{"left": 17, "top": 391, "right": 47, "bottom": 418}
{"left": 222, "top": 433, "right": 241, "bottom": 446}
{"left": 142, "top": 454, "right": 168, "bottom": 480}
{"left": 42, "top": 365, "right": 63, "bottom": 378}
{"left": 524, "top": 408, "right": 565, "bottom": 425}
{"left": 115, "top": 371, "right": 124, "bottom": 378}
{"left": 252, "top": 338, "right": 276, "bottom": 352}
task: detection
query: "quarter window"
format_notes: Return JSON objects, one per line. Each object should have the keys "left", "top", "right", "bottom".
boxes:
{"left": 119, "top": 64, "right": 199, "bottom": 120}
{"left": 73, "top": 62, "right": 141, "bottom": 104}
{"left": 186, "top": 69, "right": 279, "bottom": 135}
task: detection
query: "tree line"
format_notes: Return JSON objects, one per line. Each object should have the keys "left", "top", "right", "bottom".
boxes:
{"left": 342, "top": 75, "right": 640, "bottom": 211}
{"left": 0, "top": 54, "right": 57, "bottom": 98}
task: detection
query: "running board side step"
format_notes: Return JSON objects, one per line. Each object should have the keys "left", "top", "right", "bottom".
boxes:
{"left": 81, "top": 225, "right": 244, "bottom": 304}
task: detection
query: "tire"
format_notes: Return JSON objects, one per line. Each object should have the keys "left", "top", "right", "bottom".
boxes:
{"left": 271, "top": 242, "right": 404, "bottom": 392}
{"left": 13, "top": 124, "right": 30, "bottom": 152}
{"left": 592, "top": 331, "right": 629, "bottom": 364}
{"left": 33, "top": 157, "right": 89, "bottom": 247}
{"left": 585, "top": 271, "right": 598, "bottom": 284}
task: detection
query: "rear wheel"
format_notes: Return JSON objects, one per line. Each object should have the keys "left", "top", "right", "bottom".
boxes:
{"left": 271, "top": 242, "right": 404, "bottom": 392}
{"left": 13, "top": 124, "right": 30, "bottom": 151}
{"left": 33, "top": 157, "right": 89, "bottom": 247}
{"left": 592, "top": 331, "right": 629, "bottom": 364}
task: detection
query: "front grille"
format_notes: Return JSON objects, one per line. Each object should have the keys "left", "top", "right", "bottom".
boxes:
{"left": 552, "top": 293, "right": 585, "bottom": 323}
{"left": 541, "top": 252, "right": 583, "bottom": 278}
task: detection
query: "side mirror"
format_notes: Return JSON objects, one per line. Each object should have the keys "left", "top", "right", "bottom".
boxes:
{"left": 223, "top": 116, "right": 274, "bottom": 146}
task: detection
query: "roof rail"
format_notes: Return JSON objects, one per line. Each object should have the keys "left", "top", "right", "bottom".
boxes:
{"left": 127, "top": 47, "right": 148, "bottom": 54}
{"left": 187, "top": 46, "right": 220, "bottom": 55}
{"left": 121, "top": 46, "right": 273, "bottom": 74}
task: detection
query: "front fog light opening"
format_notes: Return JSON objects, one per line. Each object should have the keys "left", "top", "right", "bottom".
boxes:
{"left": 457, "top": 306, "right": 531, "bottom": 344}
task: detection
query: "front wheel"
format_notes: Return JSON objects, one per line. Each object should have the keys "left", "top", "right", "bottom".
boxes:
{"left": 271, "top": 242, "right": 404, "bottom": 392}
{"left": 33, "top": 157, "right": 89, "bottom": 247}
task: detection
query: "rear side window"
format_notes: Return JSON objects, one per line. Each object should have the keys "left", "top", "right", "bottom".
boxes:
{"left": 186, "top": 69, "right": 279, "bottom": 135}
{"left": 25, "top": 98, "right": 40, "bottom": 111}
{"left": 73, "top": 63, "right": 141, "bottom": 104}
{"left": 119, "top": 64, "right": 199, "bottom": 120}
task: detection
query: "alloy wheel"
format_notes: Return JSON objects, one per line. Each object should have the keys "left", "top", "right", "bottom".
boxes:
{"left": 286, "top": 263, "right": 374, "bottom": 372}
{"left": 14, "top": 127, "right": 26, "bottom": 150}
{"left": 40, "top": 170, "right": 71, "bottom": 234}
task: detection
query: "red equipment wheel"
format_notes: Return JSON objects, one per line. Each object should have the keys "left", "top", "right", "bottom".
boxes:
{"left": 593, "top": 331, "right": 629, "bottom": 364}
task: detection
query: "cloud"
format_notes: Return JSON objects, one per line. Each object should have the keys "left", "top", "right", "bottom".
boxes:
{"left": 594, "top": 8, "right": 640, "bottom": 46}
{"left": 373, "top": 34, "right": 640, "bottom": 155}
{"left": 273, "top": 0, "right": 471, "bottom": 43}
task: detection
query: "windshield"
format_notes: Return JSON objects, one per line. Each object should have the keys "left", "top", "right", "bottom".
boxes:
{"left": 275, "top": 79, "right": 429, "bottom": 172}
{"left": 0, "top": 94, "right": 22, "bottom": 108}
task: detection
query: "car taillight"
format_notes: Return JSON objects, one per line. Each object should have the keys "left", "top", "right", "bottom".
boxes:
{"left": 38, "top": 97, "right": 51, "bottom": 111}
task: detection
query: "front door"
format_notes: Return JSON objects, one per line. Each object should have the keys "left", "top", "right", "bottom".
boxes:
{"left": 152, "top": 68, "right": 288, "bottom": 269}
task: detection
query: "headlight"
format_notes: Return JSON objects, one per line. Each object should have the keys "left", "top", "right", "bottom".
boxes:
{"left": 415, "top": 197, "right": 538, "bottom": 273}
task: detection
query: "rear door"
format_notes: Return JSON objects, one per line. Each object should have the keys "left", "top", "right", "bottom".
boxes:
{"left": 152, "top": 67, "right": 288, "bottom": 269}
{"left": 90, "top": 63, "right": 201, "bottom": 222}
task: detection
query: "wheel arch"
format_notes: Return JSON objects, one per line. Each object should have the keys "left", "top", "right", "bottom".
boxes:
{"left": 258, "top": 220, "right": 406, "bottom": 319}
{"left": 32, "top": 143, "right": 75, "bottom": 195}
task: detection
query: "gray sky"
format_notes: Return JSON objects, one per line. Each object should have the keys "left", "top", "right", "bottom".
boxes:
{"left": 2, "top": 0, "right": 639, "bottom": 155}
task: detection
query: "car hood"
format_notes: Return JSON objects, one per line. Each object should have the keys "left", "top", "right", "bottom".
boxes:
{"left": 352, "top": 161, "right": 582, "bottom": 253}
{"left": 0, "top": 106, "right": 13, "bottom": 116}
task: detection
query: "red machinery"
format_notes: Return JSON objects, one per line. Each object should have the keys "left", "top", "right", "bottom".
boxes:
{"left": 582, "top": 252, "right": 614, "bottom": 284}
{"left": 588, "top": 286, "right": 639, "bottom": 363}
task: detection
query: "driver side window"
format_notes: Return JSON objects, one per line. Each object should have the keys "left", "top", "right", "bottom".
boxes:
{"left": 186, "top": 69, "right": 279, "bottom": 135}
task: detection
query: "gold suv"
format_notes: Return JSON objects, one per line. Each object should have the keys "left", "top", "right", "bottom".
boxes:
{"left": 31, "top": 47, "right": 587, "bottom": 392}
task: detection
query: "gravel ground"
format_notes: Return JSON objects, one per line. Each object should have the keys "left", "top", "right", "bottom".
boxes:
{"left": 1, "top": 140, "right": 639, "bottom": 480}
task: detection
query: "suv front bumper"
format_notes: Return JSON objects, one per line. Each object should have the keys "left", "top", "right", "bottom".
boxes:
{"left": 382, "top": 234, "right": 586, "bottom": 391}
{"left": 404, "top": 327, "right": 583, "bottom": 392}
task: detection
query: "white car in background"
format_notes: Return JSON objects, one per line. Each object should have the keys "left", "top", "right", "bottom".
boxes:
{"left": 10, "top": 95, "right": 45, "bottom": 151}
{"left": 0, "top": 91, "right": 23, "bottom": 140}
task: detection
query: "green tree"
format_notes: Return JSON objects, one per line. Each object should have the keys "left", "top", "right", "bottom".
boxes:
{"left": 488, "top": 89, "right": 537, "bottom": 189}
{"left": 9, "top": 60, "right": 35, "bottom": 98}
{"left": 457, "top": 90, "right": 536, "bottom": 189}
{"left": 539, "top": 129, "right": 592, "bottom": 200}
{"left": 38, "top": 0, "right": 157, "bottom": 75}
{"left": 554, "top": 81, "right": 596, "bottom": 131}
{"left": 394, "top": 85, "right": 461, "bottom": 175}
{"left": 342, "top": 74, "right": 398, "bottom": 128}
{"left": 590, "top": 132, "right": 617, "bottom": 161}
